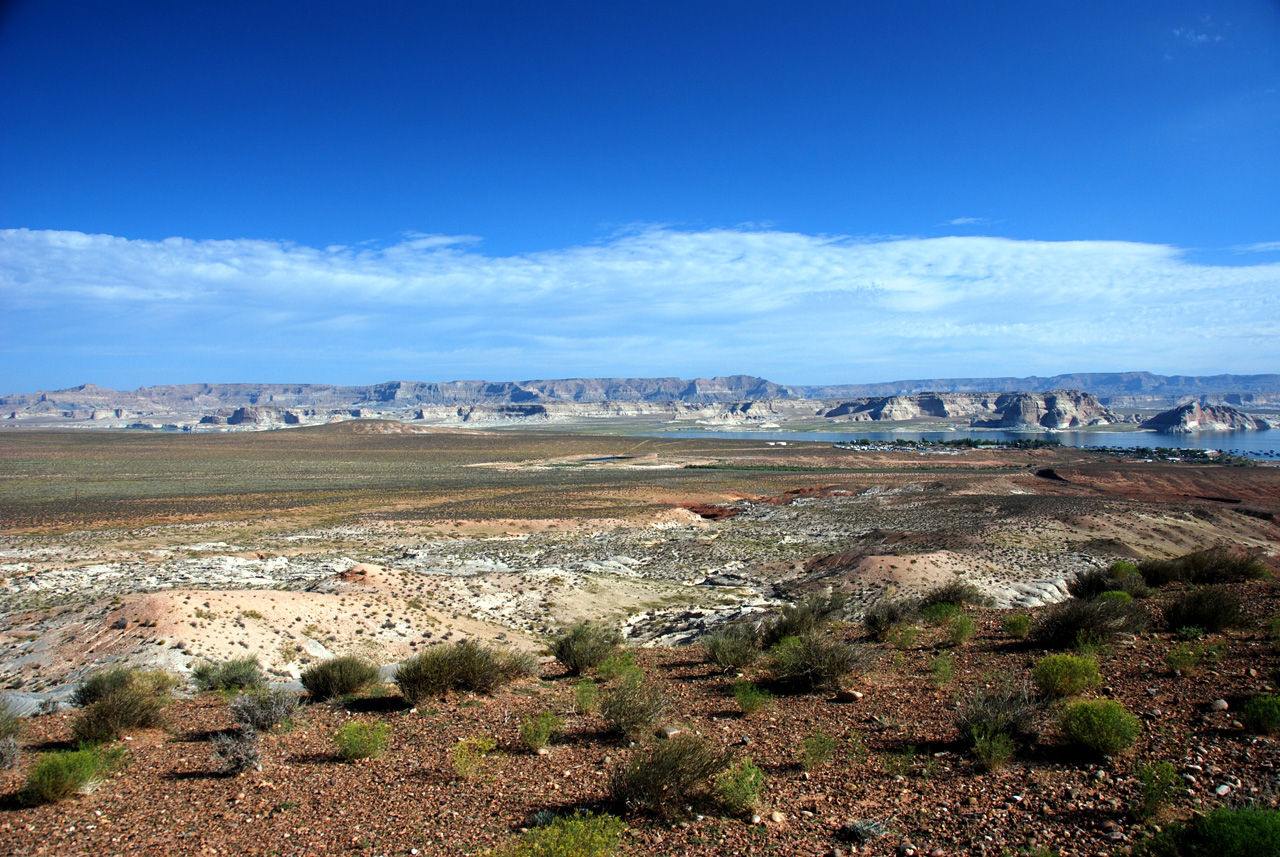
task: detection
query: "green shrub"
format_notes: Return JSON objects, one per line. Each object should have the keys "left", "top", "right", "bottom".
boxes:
{"left": 760, "top": 592, "right": 847, "bottom": 647}
{"left": 230, "top": 687, "right": 298, "bottom": 731}
{"left": 701, "top": 622, "right": 762, "bottom": 671}
{"left": 1242, "top": 695, "right": 1280, "bottom": 735}
{"left": 0, "top": 702, "right": 22, "bottom": 741}
{"left": 1175, "top": 625, "right": 1207, "bottom": 641}
{"left": 450, "top": 734, "right": 498, "bottom": 778}
{"left": 1031, "top": 654, "right": 1102, "bottom": 698}
{"left": 519, "top": 712, "right": 564, "bottom": 752}
{"left": 1164, "top": 586, "right": 1241, "bottom": 634}
{"left": 601, "top": 674, "right": 669, "bottom": 740}
{"left": 334, "top": 721, "right": 389, "bottom": 760}
{"left": 1266, "top": 612, "right": 1280, "bottom": 642}
{"left": 714, "top": 758, "right": 765, "bottom": 815}
{"left": 731, "top": 680, "right": 773, "bottom": 716}
{"left": 1130, "top": 761, "right": 1180, "bottom": 822}
{"left": 946, "top": 614, "right": 978, "bottom": 646}
{"left": 1138, "top": 547, "right": 1271, "bottom": 588}
{"left": 1002, "top": 614, "right": 1032, "bottom": 639}
{"left": 1098, "top": 590, "right": 1134, "bottom": 605}
{"left": 491, "top": 812, "right": 627, "bottom": 857}
{"left": 551, "top": 622, "right": 622, "bottom": 675}
{"left": 191, "top": 656, "right": 267, "bottom": 692}
{"left": 300, "top": 655, "right": 380, "bottom": 702}
{"left": 955, "top": 680, "right": 1041, "bottom": 746}
{"left": 887, "top": 623, "right": 919, "bottom": 650}
{"left": 1165, "top": 640, "right": 1226, "bottom": 675}
{"left": 71, "top": 667, "right": 176, "bottom": 744}
{"left": 21, "top": 745, "right": 124, "bottom": 805}
{"left": 1030, "top": 597, "right": 1148, "bottom": 649}
{"left": 1059, "top": 700, "right": 1141, "bottom": 755}
{"left": 863, "top": 598, "right": 919, "bottom": 641}
{"left": 767, "top": 633, "right": 864, "bottom": 691}
{"left": 929, "top": 651, "right": 954, "bottom": 687}
{"left": 971, "top": 727, "right": 1016, "bottom": 772}
{"left": 608, "top": 734, "right": 734, "bottom": 818}
{"left": 921, "top": 580, "right": 991, "bottom": 609}
{"left": 801, "top": 730, "right": 836, "bottom": 771}
{"left": 1070, "top": 565, "right": 1151, "bottom": 600}
{"left": 1135, "top": 806, "right": 1280, "bottom": 857}
{"left": 573, "top": 679, "right": 599, "bottom": 716}
{"left": 395, "top": 640, "right": 535, "bottom": 703}
{"left": 921, "top": 602, "right": 961, "bottom": 626}
{"left": 595, "top": 652, "right": 640, "bottom": 682}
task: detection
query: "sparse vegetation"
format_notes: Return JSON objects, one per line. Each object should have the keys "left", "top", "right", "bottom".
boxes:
{"left": 519, "top": 712, "right": 564, "bottom": 752}
{"left": 450, "top": 734, "right": 498, "bottom": 778}
{"left": 921, "top": 579, "right": 991, "bottom": 609}
{"left": 1164, "top": 586, "right": 1242, "bottom": 634}
{"left": 300, "top": 655, "right": 380, "bottom": 702}
{"left": 573, "top": 679, "right": 600, "bottom": 716}
{"left": 334, "top": 721, "right": 390, "bottom": 760}
{"left": 230, "top": 687, "right": 299, "bottom": 731}
{"left": 1031, "top": 653, "right": 1101, "bottom": 698}
{"left": 945, "top": 613, "right": 977, "bottom": 646}
{"left": 863, "top": 597, "right": 919, "bottom": 641}
{"left": 595, "top": 651, "right": 640, "bottom": 682}
{"left": 551, "top": 622, "right": 622, "bottom": 675}
{"left": 702, "top": 622, "right": 762, "bottom": 672}
{"left": 1059, "top": 699, "right": 1140, "bottom": 755}
{"left": 1030, "top": 596, "right": 1148, "bottom": 649}
{"left": 191, "top": 655, "right": 267, "bottom": 692}
{"left": 608, "top": 734, "right": 734, "bottom": 818}
{"left": 211, "top": 728, "right": 262, "bottom": 773}
{"left": 731, "top": 680, "right": 773, "bottom": 716}
{"left": 70, "top": 666, "right": 176, "bottom": 744}
{"left": 22, "top": 745, "right": 125, "bottom": 805}
{"left": 601, "top": 674, "right": 669, "bottom": 740}
{"left": 971, "top": 727, "right": 1016, "bottom": 772}
{"left": 394, "top": 640, "right": 536, "bottom": 703}
{"left": 1135, "top": 805, "right": 1280, "bottom": 856}
{"left": 714, "top": 758, "right": 765, "bottom": 815}
{"left": 761, "top": 592, "right": 848, "bottom": 647}
{"left": 490, "top": 812, "right": 627, "bottom": 857}
{"left": 929, "top": 651, "right": 954, "bottom": 687}
{"left": 1130, "top": 761, "right": 1179, "bottom": 822}
{"left": 1138, "top": 546, "right": 1270, "bottom": 588}
{"left": 1241, "top": 695, "right": 1280, "bottom": 735}
{"left": 801, "top": 730, "right": 836, "bottom": 771}
{"left": 1165, "top": 640, "right": 1226, "bottom": 675}
{"left": 767, "top": 632, "right": 864, "bottom": 691}
{"left": 956, "top": 679, "right": 1040, "bottom": 768}
{"left": 1002, "top": 613, "right": 1032, "bottom": 639}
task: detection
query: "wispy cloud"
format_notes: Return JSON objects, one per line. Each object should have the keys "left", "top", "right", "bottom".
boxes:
{"left": 943, "top": 217, "right": 993, "bottom": 226}
{"left": 1235, "top": 241, "right": 1280, "bottom": 253}
{"left": 1, "top": 226, "right": 1278, "bottom": 389}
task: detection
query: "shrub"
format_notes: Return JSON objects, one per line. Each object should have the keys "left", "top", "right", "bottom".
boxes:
{"left": 1098, "top": 590, "right": 1134, "bottom": 605}
{"left": 1059, "top": 700, "right": 1141, "bottom": 755}
{"left": 21, "top": 745, "right": 123, "bottom": 805}
{"left": 702, "top": 622, "right": 762, "bottom": 672}
{"left": 519, "top": 712, "right": 564, "bottom": 752}
{"left": 191, "top": 656, "right": 267, "bottom": 692}
{"left": 211, "top": 728, "right": 262, "bottom": 773}
{"left": 601, "top": 674, "right": 669, "bottom": 740}
{"left": 971, "top": 727, "right": 1015, "bottom": 772}
{"left": 394, "top": 640, "right": 535, "bottom": 703}
{"left": 230, "top": 687, "right": 297, "bottom": 731}
{"left": 922, "top": 580, "right": 991, "bottom": 609}
{"left": 71, "top": 667, "right": 176, "bottom": 744}
{"left": 608, "top": 734, "right": 734, "bottom": 817}
{"left": 0, "top": 736, "right": 18, "bottom": 771}
{"left": 1242, "top": 695, "right": 1280, "bottom": 735}
{"left": 1070, "top": 565, "right": 1151, "bottom": 600}
{"left": 921, "top": 602, "right": 961, "bottom": 626}
{"left": 767, "top": 633, "right": 864, "bottom": 691}
{"left": 573, "top": 679, "right": 600, "bottom": 716}
{"left": 1002, "top": 614, "right": 1032, "bottom": 639}
{"left": 595, "top": 652, "right": 640, "bottom": 682}
{"left": 0, "top": 701, "right": 22, "bottom": 740}
{"left": 334, "top": 721, "right": 389, "bottom": 761}
{"left": 300, "top": 655, "right": 380, "bottom": 702}
{"left": 1030, "top": 597, "right": 1148, "bottom": 649}
{"left": 887, "top": 623, "right": 919, "bottom": 651}
{"left": 714, "top": 758, "right": 765, "bottom": 815}
{"left": 1267, "top": 612, "right": 1280, "bottom": 642}
{"left": 929, "top": 651, "right": 954, "bottom": 687}
{"left": 1175, "top": 625, "right": 1206, "bottom": 641}
{"left": 1165, "top": 640, "right": 1226, "bottom": 675}
{"left": 1164, "top": 586, "right": 1241, "bottom": 634}
{"left": 801, "top": 730, "right": 836, "bottom": 771}
{"left": 1135, "top": 806, "right": 1280, "bottom": 857}
{"left": 731, "top": 680, "right": 773, "bottom": 716}
{"left": 946, "top": 614, "right": 978, "bottom": 646}
{"left": 1130, "top": 761, "right": 1180, "bottom": 822}
{"left": 1031, "top": 654, "right": 1102, "bottom": 698}
{"left": 450, "top": 734, "right": 497, "bottom": 778}
{"left": 955, "top": 680, "right": 1041, "bottom": 746}
{"left": 491, "top": 812, "right": 627, "bottom": 857}
{"left": 1138, "top": 546, "right": 1270, "bottom": 588}
{"left": 760, "top": 592, "right": 847, "bottom": 647}
{"left": 863, "top": 598, "right": 919, "bottom": 641}
{"left": 551, "top": 622, "right": 622, "bottom": 675}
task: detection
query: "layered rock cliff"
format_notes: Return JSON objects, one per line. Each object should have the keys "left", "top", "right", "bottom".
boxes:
{"left": 1140, "top": 402, "right": 1279, "bottom": 434}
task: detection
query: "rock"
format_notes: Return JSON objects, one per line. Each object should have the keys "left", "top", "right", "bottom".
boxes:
{"left": 1214, "top": 784, "right": 1232, "bottom": 796}
{"left": 1211, "top": 699, "right": 1229, "bottom": 712}
{"left": 897, "top": 842, "right": 918, "bottom": 856}
{"left": 769, "top": 811, "right": 785, "bottom": 824}
{"left": 658, "top": 727, "right": 681, "bottom": 740}
{"left": 750, "top": 814, "right": 762, "bottom": 825}
{"left": 1140, "top": 402, "right": 1276, "bottom": 434}
{"left": 833, "top": 689, "right": 864, "bottom": 703}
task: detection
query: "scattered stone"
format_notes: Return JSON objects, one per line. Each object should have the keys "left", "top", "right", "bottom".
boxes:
{"left": 1211, "top": 699, "right": 1229, "bottom": 712}
{"left": 833, "top": 690, "right": 863, "bottom": 703}
{"left": 1214, "top": 785, "right": 1232, "bottom": 797}
{"left": 769, "top": 811, "right": 786, "bottom": 824}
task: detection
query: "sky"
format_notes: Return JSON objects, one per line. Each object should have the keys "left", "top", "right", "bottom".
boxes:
{"left": 2, "top": 1, "right": 1279, "bottom": 393}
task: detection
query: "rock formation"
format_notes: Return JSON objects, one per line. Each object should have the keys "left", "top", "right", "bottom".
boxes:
{"left": 1140, "top": 402, "right": 1279, "bottom": 434}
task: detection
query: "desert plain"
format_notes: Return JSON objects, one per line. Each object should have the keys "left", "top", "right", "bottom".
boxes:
{"left": 1, "top": 422, "right": 1279, "bottom": 856}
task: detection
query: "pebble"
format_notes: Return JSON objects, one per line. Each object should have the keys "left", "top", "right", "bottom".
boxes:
{"left": 770, "top": 811, "right": 786, "bottom": 823}
{"left": 1214, "top": 785, "right": 1232, "bottom": 796}
{"left": 1211, "top": 699, "right": 1229, "bottom": 712}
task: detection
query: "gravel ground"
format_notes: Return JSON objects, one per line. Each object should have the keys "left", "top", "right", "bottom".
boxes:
{"left": 4, "top": 582, "right": 1280, "bottom": 857}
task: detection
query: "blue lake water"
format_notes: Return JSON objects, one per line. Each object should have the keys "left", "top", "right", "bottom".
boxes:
{"left": 635, "top": 428, "right": 1280, "bottom": 460}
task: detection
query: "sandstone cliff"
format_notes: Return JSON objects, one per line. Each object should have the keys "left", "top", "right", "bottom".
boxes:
{"left": 1140, "top": 402, "right": 1279, "bottom": 434}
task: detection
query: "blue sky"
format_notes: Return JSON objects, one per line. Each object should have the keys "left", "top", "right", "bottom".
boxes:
{"left": 2, "top": 1, "right": 1279, "bottom": 392}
